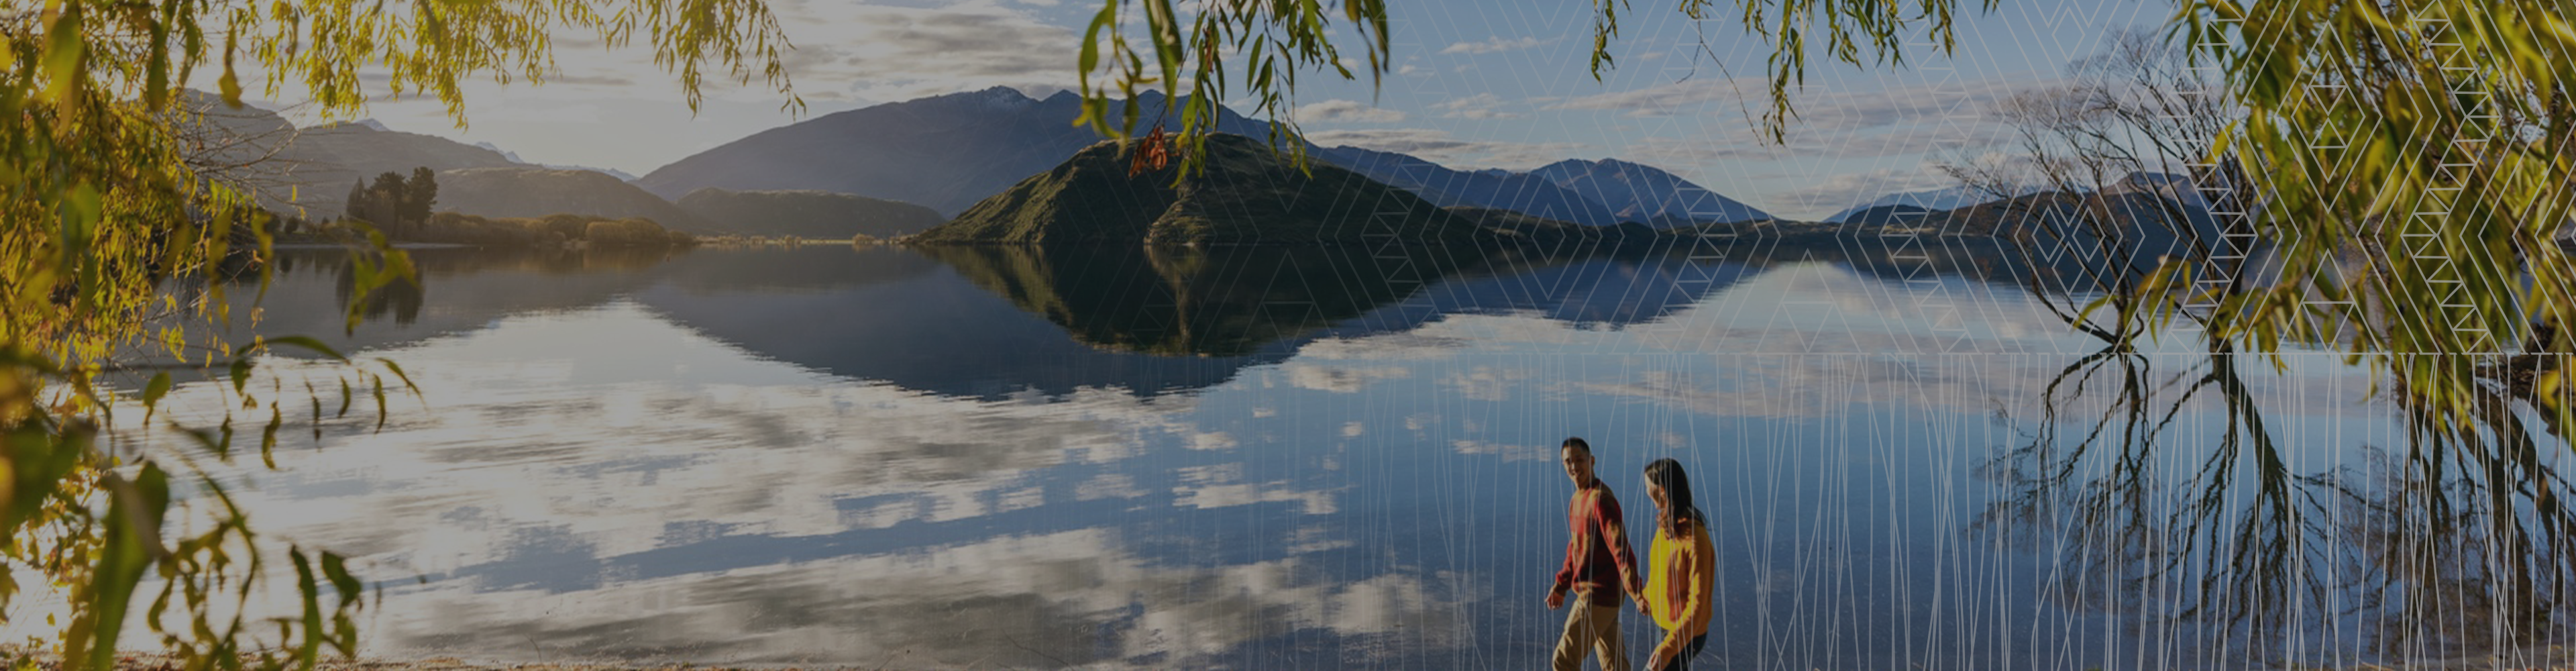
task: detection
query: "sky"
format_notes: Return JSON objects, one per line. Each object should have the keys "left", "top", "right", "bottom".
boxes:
{"left": 239, "top": 0, "right": 2176, "bottom": 220}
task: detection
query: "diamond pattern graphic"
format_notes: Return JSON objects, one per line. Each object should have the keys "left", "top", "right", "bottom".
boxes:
{"left": 76, "top": 2, "right": 2573, "bottom": 671}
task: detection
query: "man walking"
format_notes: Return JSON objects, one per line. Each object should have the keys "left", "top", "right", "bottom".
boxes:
{"left": 1548, "top": 437, "right": 1644, "bottom": 671}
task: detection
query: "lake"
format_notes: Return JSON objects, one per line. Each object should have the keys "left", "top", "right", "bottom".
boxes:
{"left": 114, "top": 240, "right": 2573, "bottom": 670}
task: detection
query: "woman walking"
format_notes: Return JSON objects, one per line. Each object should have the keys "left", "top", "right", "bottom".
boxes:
{"left": 1633, "top": 458, "right": 1713, "bottom": 671}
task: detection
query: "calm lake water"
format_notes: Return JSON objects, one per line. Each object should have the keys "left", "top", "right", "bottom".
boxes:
{"left": 120, "top": 240, "right": 2573, "bottom": 670}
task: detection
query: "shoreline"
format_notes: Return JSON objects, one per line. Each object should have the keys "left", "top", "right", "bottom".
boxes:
{"left": 28, "top": 646, "right": 2574, "bottom": 671}
{"left": 270, "top": 242, "right": 480, "bottom": 251}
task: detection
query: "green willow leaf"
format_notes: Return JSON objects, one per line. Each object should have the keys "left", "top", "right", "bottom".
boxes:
{"left": 70, "top": 464, "right": 168, "bottom": 671}
{"left": 140, "top": 371, "right": 172, "bottom": 407}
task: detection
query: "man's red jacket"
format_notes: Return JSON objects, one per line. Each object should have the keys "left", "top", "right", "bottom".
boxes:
{"left": 1553, "top": 480, "right": 1643, "bottom": 603}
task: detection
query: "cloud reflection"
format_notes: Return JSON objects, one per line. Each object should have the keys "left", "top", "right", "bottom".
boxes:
{"left": 380, "top": 528, "right": 1469, "bottom": 667}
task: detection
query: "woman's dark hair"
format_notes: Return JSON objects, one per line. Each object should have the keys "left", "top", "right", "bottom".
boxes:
{"left": 1644, "top": 458, "right": 1705, "bottom": 535}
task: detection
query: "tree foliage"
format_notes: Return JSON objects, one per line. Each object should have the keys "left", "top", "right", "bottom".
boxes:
{"left": 0, "top": 0, "right": 793, "bottom": 669}
{"left": 343, "top": 168, "right": 437, "bottom": 236}
{"left": 2176, "top": 0, "right": 2576, "bottom": 435}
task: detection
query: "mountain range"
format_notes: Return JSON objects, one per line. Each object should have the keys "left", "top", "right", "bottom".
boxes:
{"left": 190, "top": 86, "right": 2222, "bottom": 243}
{"left": 678, "top": 189, "right": 946, "bottom": 239}
{"left": 637, "top": 88, "right": 1264, "bottom": 217}
{"left": 1823, "top": 186, "right": 2025, "bottom": 223}
{"left": 1828, "top": 172, "right": 2208, "bottom": 223}
{"left": 180, "top": 93, "right": 696, "bottom": 230}
{"left": 641, "top": 87, "right": 1770, "bottom": 226}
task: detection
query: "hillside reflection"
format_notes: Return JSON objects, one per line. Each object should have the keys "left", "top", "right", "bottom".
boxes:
{"left": 221, "top": 244, "right": 1855, "bottom": 397}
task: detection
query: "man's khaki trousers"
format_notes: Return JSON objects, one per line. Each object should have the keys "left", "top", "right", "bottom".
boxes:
{"left": 1550, "top": 592, "right": 1629, "bottom": 671}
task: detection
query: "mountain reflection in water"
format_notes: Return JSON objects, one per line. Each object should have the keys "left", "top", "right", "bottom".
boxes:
{"left": 126, "top": 240, "right": 2575, "bottom": 670}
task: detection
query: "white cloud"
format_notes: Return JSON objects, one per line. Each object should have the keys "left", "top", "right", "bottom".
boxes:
{"left": 1554, "top": 77, "right": 2030, "bottom": 132}
{"left": 1432, "top": 93, "right": 1520, "bottom": 119}
{"left": 1191, "top": 431, "right": 1241, "bottom": 450}
{"left": 1442, "top": 366, "right": 1517, "bottom": 402}
{"left": 1553, "top": 78, "right": 1768, "bottom": 117}
{"left": 1295, "top": 333, "right": 1467, "bottom": 361}
{"left": 1451, "top": 440, "right": 1551, "bottom": 462}
{"left": 350, "top": 528, "right": 1462, "bottom": 666}
{"left": 1285, "top": 364, "right": 1411, "bottom": 393}
{"left": 802, "top": 5, "right": 1087, "bottom": 103}
{"left": 1294, "top": 99, "right": 1405, "bottom": 123}
{"left": 1440, "top": 36, "right": 1549, "bottom": 55}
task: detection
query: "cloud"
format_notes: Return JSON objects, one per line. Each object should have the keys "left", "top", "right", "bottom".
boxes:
{"left": 1294, "top": 333, "right": 1466, "bottom": 361}
{"left": 766, "top": 3, "right": 1085, "bottom": 103}
{"left": 1442, "top": 366, "right": 1519, "bottom": 402}
{"left": 544, "top": 72, "right": 635, "bottom": 87}
{"left": 313, "top": 1, "right": 1089, "bottom": 108}
{"left": 351, "top": 528, "right": 1465, "bottom": 667}
{"left": 1294, "top": 99, "right": 1405, "bottom": 123}
{"left": 1432, "top": 93, "right": 1520, "bottom": 119}
{"left": 1451, "top": 440, "right": 1552, "bottom": 462}
{"left": 1191, "top": 431, "right": 1241, "bottom": 450}
{"left": 1440, "top": 36, "right": 1550, "bottom": 55}
{"left": 1544, "top": 78, "right": 2031, "bottom": 196}
{"left": 1285, "top": 364, "right": 1411, "bottom": 393}
{"left": 1554, "top": 78, "right": 1768, "bottom": 117}
{"left": 1304, "top": 128, "right": 1583, "bottom": 170}
{"left": 1554, "top": 76, "right": 2031, "bottom": 133}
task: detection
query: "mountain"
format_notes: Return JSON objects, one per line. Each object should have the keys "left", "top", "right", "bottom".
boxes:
{"left": 473, "top": 141, "right": 642, "bottom": 181}
{"left": 1820, "top": 175, "right": 2210, "bottom": 224}
{"left": 174, "top": 96, "right": 518, "bottom": 219}
{"left": 639, "top": 87, "right": 1281, "bottom": 216}
{"left": 1527, "top": 158, "right": 1770, "bottom": 224}
{"left": 676, "top": 188, "right": 945, "bottom": 239}
{"left": 1822, "top": 186, "right": 2024, "bottom": 223}
{"left": 174, "top": 93, "right": 667, "bottom": 222}
{"left": 2101, "top": 171, "right": 2210, "bottom": 210}
{"left": 1320, "top": 146, "right": 1624, "bottom": 225}
{"left": 913, "top": 134, "right": 1483, "bottom": 246}
{"left": 1319, "top": 148, "right": 1773, "bottom": 226}
{"left": 290, "top": 123, "right": 523, "bottom": 183}
{"left": 1837, "top": 203, "right": 1935, "bottom": 226}
{"left": 1915, "top": 190, "right": 2224, "bottom": 291}
{"left": 431, "top": 167, "right": 719, "bottom": 232}
{"left": 637, "top": 87, "right": 1772, "bottom": 228}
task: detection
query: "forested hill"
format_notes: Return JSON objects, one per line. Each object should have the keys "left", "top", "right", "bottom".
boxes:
{"left": 912, "top": 134, "right": 1483, "bottom": 246}
{"left": 637, "top": 88, "right": 1281, "bottom": 217}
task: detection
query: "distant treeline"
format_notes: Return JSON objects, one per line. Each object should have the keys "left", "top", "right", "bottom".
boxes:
{"left": 311, "top": 168, "right": 694, "bottom": 248}
{"left": 411, "top": 212, "right": 696, "bottom": 248}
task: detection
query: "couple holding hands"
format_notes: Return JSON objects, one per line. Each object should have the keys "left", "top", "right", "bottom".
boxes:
{"left": 1548, "top": 437, "right": 1714, "bottom": 671}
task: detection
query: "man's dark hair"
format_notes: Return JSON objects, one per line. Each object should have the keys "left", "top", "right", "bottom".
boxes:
{"left": 1562, "top": 437, "right": 1591, "bottom": 453}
